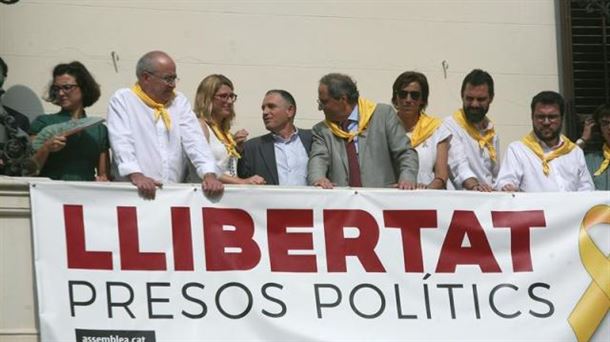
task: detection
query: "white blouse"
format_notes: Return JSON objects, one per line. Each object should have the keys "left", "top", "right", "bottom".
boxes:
{"left": 208, "top": 130, "right": 237, "bottom": 177}
{"left": 407, "top": 124, "right": 451, "bottom": 186}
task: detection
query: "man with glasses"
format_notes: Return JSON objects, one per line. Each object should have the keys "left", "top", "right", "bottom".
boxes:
{"left": 107, "top": 50, "right": 223, "bottom": 199}
{"left": 308, "top": 73, "right": 418, "bottom": 189}
{"left": 495, "top": 91, "right": 593, "bottom": 192}
{"left": 444, "top": 69, "right": 499, "bottom": 191}
{"left": 237, "top": 89, "right": 311, "bottom": 185}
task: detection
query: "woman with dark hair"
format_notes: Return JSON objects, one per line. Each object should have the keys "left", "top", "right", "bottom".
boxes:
{"left": 30, "top": 61, "right": 109, "bottom": 180}
{"left": 391, "top": 71, "right": 450, "bottom": 189}
{"left": 584, "top": 104, "right": 610, "bottom": 190}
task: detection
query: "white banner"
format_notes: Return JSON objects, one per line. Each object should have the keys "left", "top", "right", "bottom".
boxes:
{"left": 30, "top": 182, "right": 609, "bottom": 341}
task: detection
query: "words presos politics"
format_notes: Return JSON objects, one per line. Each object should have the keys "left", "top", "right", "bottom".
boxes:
{"left": 63, "top": 204, "right": 555, "bottom": 321}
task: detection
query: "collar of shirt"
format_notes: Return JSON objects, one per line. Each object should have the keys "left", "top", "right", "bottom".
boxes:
{"left": 57, "top": 110, "right": 88, "bottom": 118}
{"left": 272, "top": 128, "right": 299, "bottom": 144}
{"left": 344, "top": 104, "right": 360, "bottom": 132}
{"left": 534, "top": 134, "right": 564, "bottom": 153}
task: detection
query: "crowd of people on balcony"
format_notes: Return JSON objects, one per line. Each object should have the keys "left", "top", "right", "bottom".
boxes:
{"left": 0, "top": 52, "right": 608, "bottom": 197}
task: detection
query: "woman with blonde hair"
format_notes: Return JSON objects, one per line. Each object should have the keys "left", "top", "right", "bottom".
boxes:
{"left": 189, "top": 74, "right": 264, "bottom": 184}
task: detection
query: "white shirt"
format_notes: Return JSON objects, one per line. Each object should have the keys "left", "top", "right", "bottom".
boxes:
{"left": 444, "top": 115, "right": 500, "bottom": 189}
{"left": 407, "top": 124, "right": 451, "bottom": 186}
{"left": 208, "top": 129, "right": 237, "bottom": 177}
{"left": 107, "top": 88, "right": 218, "bottom": 183}
{"left": 494, "top": 137, "right": 594, "bottom": 192}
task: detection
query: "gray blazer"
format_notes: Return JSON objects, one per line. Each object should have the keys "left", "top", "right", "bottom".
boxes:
{"left": 307, "top": 103, "right": 418, "bottom": 187}
{"left": 237, "top": 129, "right": 312, "bottom": 185}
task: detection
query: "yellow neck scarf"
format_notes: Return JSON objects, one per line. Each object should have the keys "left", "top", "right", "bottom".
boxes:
{"left": 410, "top": 113, "right": 442, "bottom": 148}
{"left": 132, "top": 83, "right": 172, "bottom": 130}
{"left": 325, "top": 97, "right": 376, "bottom": 142}
{"left": 453, "top": 109, "right": 496, "bottom": 162}
{"left": 521, "top": 132, "right": 576, "bottom": 176}
{"left": 208, "top": 121, "right": 241, "bottom": 158}
{"left": 593, "top": 144, "right": 610, "bottom": 176}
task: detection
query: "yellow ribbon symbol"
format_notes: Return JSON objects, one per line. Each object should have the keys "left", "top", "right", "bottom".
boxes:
{"left": 568, "top": 205, "right": 610, "bottom": 342}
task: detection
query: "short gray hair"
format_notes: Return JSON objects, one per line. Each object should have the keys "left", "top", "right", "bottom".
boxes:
{"left": 266, "top": 89, "right": 296, "bottom": 111}
{"left": 136, "top": 51, "right": 166, "bottom": 78}
{"left": 319, "top": 73, "right": 359, "bottom": 105}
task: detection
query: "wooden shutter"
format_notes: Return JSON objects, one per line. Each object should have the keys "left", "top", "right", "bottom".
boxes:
{"left": 560, "top": 0, "right": 610, "bottom": 147}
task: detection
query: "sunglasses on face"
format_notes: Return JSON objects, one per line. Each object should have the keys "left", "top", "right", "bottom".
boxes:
{"left": 396, "top": 90, "right": 421, "bottom": 101}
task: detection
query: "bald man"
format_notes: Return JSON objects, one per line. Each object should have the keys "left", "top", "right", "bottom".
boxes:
{"left": 107, "top": 50, "right": 222, "bottom": 199}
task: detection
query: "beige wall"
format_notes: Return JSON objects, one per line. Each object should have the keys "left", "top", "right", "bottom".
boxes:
{"left": 1, "top": 0, "right": 560, "bottom": 153}
{"left": 0, "top": 3, "right": 562, "bottom": 336}
{"left": 0, "top": 178, "right": 37, "bottom": 342}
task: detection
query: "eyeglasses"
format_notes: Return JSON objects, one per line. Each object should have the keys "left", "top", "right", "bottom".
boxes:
{"left": 316, "top": 98, "right": 328, "bottom": 110}
{"left": 51, "top": 84, "right": 79, "bottom": 93}
{"left": 146, "top": 72, "right": 179, "bottom": 85}
{"left": 215, "top": 93, "right": 238, "bottom": 102}
{"left": 600, "top": 119, "right": 610, "bottom": 128}
{"left": 534, "top": 114, "right": 561, "bottom": 123}
{"left": 396, "top": 90, "right": 421, "bottom": 101}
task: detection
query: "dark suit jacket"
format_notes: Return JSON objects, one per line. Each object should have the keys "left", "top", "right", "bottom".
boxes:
{"left": 237, "top": 128, "right": 312, "bottom": 185}
{"left": 3, "top": 105, "right": 30, "bottom": 133}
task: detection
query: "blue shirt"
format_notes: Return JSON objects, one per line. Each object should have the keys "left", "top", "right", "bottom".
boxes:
{"left": 345, "top": 104, "right": 360, "bottom": 153}
{"left": 273, "top": 129, "right": 309, "bottom": 186}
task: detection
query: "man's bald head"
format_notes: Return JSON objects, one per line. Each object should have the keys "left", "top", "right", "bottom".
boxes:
{"left": 135, "top": 51, "right": 177, "bottom": 104}
{"left": 136, "top": 51, "right": 174, "bottom": 79}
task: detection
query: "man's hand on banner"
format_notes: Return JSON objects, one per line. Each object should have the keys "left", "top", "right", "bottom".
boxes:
{"left": 128, "top": 172, "right": 162, "bottom": 199}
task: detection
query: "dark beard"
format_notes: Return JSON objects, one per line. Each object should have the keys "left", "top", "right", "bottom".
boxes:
{"left": 464, "top": 106, "right": 488, "bottom": 123}
{"left": 533, "top": 127, "right": 561, "bottom": 146}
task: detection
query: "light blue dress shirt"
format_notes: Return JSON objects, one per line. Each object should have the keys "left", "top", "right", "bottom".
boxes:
{"left": 345, "top": 104, "right": 360, "bottom": 153}
{"left": 273, "top": 129, "right": 309, "bottom": 186}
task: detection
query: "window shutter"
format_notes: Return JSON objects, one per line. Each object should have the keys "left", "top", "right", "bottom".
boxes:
{"left": 560, "top": 0, "right": 610, "bottom": 148}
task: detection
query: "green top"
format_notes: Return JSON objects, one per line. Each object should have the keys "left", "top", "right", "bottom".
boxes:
{"left": 30, "top": 111, "right": 109, "bottom": 181}
{"left": 585, "top": 150, "right": 610, "bottom": 191}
